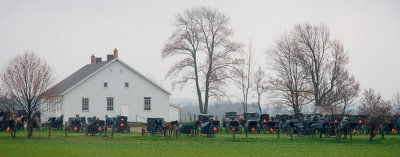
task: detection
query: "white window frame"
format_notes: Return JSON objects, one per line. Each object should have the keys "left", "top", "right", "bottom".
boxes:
{"left": 107, "top": 97, "right": 114, "bottom": 111}
{"left": 82, "top": 97, "right": 89, "bottom": 111}
{"left": 144, "top": 97, "right": 151, "bottom": 111}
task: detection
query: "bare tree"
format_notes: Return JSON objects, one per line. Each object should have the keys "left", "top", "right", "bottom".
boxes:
{"left": 253, "top": 66, "right": 268, "bottom": 113}
{"left": 163, "top": 7, "right": 243, "bottom": 114}
{"left": 233, "top": 41, "right": 253, "bottom": 113}
{"left": 269, "top": 32, "right": 312, "bottom": 117}
{"left": 319, "top": 69, "right": 360, "bottom": 141}
{"left": 358, "top": 88, "right": 392, "bottom": 141}
{"left": 294, "top": 22, "right": 349, "bottom": 112}
{"left": 319, "top": 69, "right": 360, "bottom": 117}
{"left": 392, "top": 91, "right": 400, "bottom": 114}
{"left": 1, "top": 52, "right": 55, "bottom": 138}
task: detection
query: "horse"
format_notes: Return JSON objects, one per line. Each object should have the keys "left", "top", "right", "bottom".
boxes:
{"left": 32, "top": 116, "right": 40, "bottom": 130}
{"left": 104, "top": 115, "right": 116, "bottom": 135}
{"left": 15, "top": 117, "right": 24, "bottom": 130}
{"left": 192, "top": 120, "right": 201, "bottom": 136}
{"left": 162, "top": 120, "right": 179, "bottom": 138}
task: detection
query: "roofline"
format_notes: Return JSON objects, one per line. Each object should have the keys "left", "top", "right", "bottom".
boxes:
{"left": 60, "top": 58, "right": 171, "bottom": 95}
{"left": 116, "top": 58, "right": 171, "bottom": 95}
{"left": 60, "top": 59, "right": 117, "bottom": 95}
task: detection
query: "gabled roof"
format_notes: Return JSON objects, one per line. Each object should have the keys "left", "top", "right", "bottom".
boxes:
{"left": 48, "top": 58, "right": 170, "bottom": 95}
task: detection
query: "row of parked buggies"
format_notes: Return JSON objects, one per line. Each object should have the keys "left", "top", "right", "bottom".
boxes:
{"left": 146, "top": 112, "right": 400, "bottom": 138}
{"left": 146, "top": 113, "right": 271, "bottom": 137}
{"left": 48, "top": 115, "right": 130, "bottom": 136}
{"left": 3, "top": 111, "right": 400, "bottom": 139}
{"left": 0, "top": 112, "right": 130, "bottom": 136}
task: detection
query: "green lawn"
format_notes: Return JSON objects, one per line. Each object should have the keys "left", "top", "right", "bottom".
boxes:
{"left": 0, "top": 130, "right": 399, "bottom": 157}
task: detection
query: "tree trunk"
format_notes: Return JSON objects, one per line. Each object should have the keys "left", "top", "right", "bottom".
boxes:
{"left": 258, "top": 95, "right": 262, "bottom": 113}
{"left": 27, "top": 112, "right": 33, "bottom": 138}
{"left": 28, "top": 120, "right": 33, "bottom": 138}
{"left": 194, "top": 58, "right": 204, "bottom": 114}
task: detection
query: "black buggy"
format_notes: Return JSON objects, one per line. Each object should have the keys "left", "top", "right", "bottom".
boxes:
{"left": 48, "top": 115, "right": 64, "bottom": 130}
{"left": 244, "top": 113, "right": 260, "bottom": 136}
{"left": 114, "top": 116, "right": 130, "bottom": 133}
{"left": 198, "top": 114, "right": 219, "bottom": 137}
{"left": 147, "top": 118, "right": 164, "bottom": 135}
{"left": 259, "top": 114, "right": 269, "bottom": 133}
{"left": 223, "top": 112, "right": 240, "bottom": 133}
{"left": 67, "top": 116, "right": 86, "bottom": 132}
{"left": 85, "top": 116, "right": 105, "bottom": 136}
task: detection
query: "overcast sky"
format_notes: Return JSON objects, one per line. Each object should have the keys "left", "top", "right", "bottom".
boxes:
{"left": 0, "top": 0, "right": 399, "bottom": 101}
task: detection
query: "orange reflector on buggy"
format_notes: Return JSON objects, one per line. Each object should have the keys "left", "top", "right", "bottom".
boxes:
{"left": 98, "top": 127, "right": 102, "bottom": 131}
{"left": 353, "top": 129, "right": 357, "bottom": 133}
{"left": 269, "top": 128, "right": 274, "bottom": 132}
{"left": 213, "top": 127, "right": 217, "bottom": 131}
{"left": 6, "top": 127, "right": 10, "bottom": 131}
{"left": 74, "top": 126, "right": 78, "bottom": 131}
{"left": 358, "top": 120, "right": 362, "bottom": 124}
{"left": 392, "top": 128, "right": 395, "bottom": 132}
{"left": 232, "top": 127, "right": 235, "bottom": 131}
{"left": 251, "top": 127, "right": 255, "bottom": 132}
{"left": 120, "top": 123, "right": 124, "bottom": 127}
{"left": 334, "top": 120, "right": 338, "bottom": 123}
{"left": 263, "top": 119, "right": 267, "bottom": 123}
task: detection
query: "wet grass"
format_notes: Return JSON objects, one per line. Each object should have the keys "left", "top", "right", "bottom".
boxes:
{"left": 0, "top": 130, "right": 399, "bottom": 157}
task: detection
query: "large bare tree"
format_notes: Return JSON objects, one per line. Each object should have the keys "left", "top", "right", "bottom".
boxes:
{"left": 162, "top": 7, "right": 243, "bottom": 114}
{"left": 269, "top": 32, "right": 312, "bottom": 117}
{"left": 1, "top": 52, "right": 55, "bottom": 138}
{"left": 358, "top": 88, "right": 392, "bottom": 141}
{"left": 294, "top": 23, "right": 349, "bottom": 112}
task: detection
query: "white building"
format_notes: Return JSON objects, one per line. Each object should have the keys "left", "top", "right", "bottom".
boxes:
{"left": 45, "top": 49, "right": 178, "bottom": 122}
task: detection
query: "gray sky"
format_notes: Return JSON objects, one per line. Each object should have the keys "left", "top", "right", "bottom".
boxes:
{"left": 0, "top": 0, "right": 399, "bottom": 101}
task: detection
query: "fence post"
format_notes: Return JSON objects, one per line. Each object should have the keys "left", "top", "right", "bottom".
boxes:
{"left": 48, "top": 125, "right": 51, "bottom": 138}
{"left": 112, "top": 124, "right": 114, "bottom": 138}
{"left": 65, "top": 122, "right": 68, "bottom": 137}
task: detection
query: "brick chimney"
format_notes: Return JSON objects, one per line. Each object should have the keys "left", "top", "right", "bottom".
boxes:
{"left": 113, "top": 48, "right": 118, "bottom": 58}
{"left": 107, "top": 55, "right": 114, "bottom": 61}
{"left": 91, "top": 54, "right": 95, "bottom": 64}
{"left": 96, "top": 57, "right": 102, "bottom": 63}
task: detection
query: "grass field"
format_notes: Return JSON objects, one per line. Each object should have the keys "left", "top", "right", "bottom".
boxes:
{"left": 1, "top": 129, "right": 399, "bottom": 157}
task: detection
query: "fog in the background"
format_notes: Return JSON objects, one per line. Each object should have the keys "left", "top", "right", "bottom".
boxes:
{"left": 1, "top": 0, "right": 399, "bottom": 107}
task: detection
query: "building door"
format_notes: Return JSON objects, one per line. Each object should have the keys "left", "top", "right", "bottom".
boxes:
{"left": 120, "top": 105, "right": 129, "bottom": 118}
